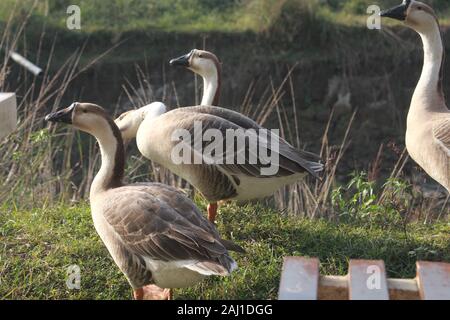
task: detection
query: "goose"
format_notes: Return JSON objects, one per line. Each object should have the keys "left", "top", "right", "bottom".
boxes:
{"left": 115, "top": 53, "right": 323, "bottom": 223}
{"left": 45, "top": 102, "right": 244, "bottom": 300}
{"left": 381, "top": 0, "right": 450, "bottom": 193}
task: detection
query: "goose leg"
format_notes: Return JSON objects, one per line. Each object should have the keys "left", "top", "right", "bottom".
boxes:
{"left": 134, "top": 285, "right": 171, "bottom": 300}
{"left": 207, "top": 202, "right": 218, "bottom": 223}
{"left": 133, "top": 288, "right": 144, "bottom": 300}
{"left": 133, "top": 285, "right": 171, "bottom": 300}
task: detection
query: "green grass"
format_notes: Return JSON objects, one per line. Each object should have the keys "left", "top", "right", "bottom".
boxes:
{"left": 1, "top": 200, "right": 448, "bottom": 300}
{"left": 1, "top": 0, "right": 449, "bottom": 35}
{"left": 0, "top": 0, "right": 280, "bottom": 33}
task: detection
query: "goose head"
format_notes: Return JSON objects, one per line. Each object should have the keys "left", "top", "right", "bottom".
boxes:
{"left": 46, "top": 103, "right": 126, "bottom": 192}
{"left": 45, "top": 102, "right": 117, "bottom": 137}
{"left": 169, "top": 49, "right": 221, "bottom": 81}
{"left": 381, "top": 0, "right": 438, "bottom": 32}
{"left": 114, "top": 102, "right": 167, "bottom": 142}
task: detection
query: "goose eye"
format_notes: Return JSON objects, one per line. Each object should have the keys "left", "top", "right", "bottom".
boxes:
{"left": 83, "top": 109, "right": 88, "bottom": 113}
{"left": 417, "top": 6, "right": 422, "bottom": 10}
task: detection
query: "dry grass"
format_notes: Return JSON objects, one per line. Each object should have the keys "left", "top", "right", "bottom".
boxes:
{"left": 0, "top": 7, "right": 119, "bottom": 205}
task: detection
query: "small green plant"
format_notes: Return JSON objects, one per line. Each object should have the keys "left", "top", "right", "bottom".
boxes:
{"left": 381, "top": 177, "right": 412, "bottom": 211}
{"left": 332, "top": 172, "right": 376, "bottom": 218}
{"left": 331, "top": 172, "right": 407, "bottom": 226}
{"left": 30, "top": 128, "right": 50, "bottom": 145}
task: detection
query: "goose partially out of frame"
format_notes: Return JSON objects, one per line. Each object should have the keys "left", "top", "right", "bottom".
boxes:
{"left": 381, "top": 0, "right": 450, "bottom": 193}
{"left": 45, "top": 102, "right": 244, "bottom": 300}
{"left": 115, "top": 51, "right": 323, "bottom": 223}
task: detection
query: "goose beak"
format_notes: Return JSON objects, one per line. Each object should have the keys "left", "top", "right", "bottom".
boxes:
{"left": 169, "top": 51, "right": 192, "bottom": 68}
{"left": 45, "top": 104, "right": 75, "bottom": 124}
{"left": 380, "top": 1, "right": 409, "bottom": 21}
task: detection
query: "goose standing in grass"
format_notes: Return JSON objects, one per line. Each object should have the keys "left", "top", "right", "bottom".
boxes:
{"left": 169, "top": 49, "right": 220, "bottom": 219}
{"left": 115, "top": 51, "right": 323, "bottom": 223}
{"left": 381, "top": 0, "right": 450, "bottom": 193}
{"left": 45, "top": 102, "right": 244, "bottom": 300}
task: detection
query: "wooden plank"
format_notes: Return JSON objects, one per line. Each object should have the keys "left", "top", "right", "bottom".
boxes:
{"left": 349, "top": 260, "right": 389, "bottom": 300}
{"left": 317, "top": 276, "right": 420, "bottom": 300}
{"left": 416, "top": 261, "right": 450, "bottom": 300}
{"left": 0, "top": 92, "right": 17, "bottom": 140}
{"left": 318, "top": 275, "right": 348, "bottom": 300}
{"left": 387, "top": 278, "right": 420, "bottom": 300}
{"left": 278, "top": 257, "right": 319, "bottom": 300}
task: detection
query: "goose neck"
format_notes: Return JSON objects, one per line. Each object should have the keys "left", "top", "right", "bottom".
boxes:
{"left": 201, "top": 68, "right": 221, "bottom": 106}
{"left": 411, "top": 20, "right": 446, "bottom": 114}
{"left": 90, "top": 119, "right": 124, "bottom": 198}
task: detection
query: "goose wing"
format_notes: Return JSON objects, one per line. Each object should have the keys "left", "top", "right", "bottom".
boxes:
{"left": 432, "top": 116, "right": 450, "bottom": 155}
{"left": 171, "top": 108, "right": 323, "bottom": 179}
{"left": 182, "top": 106, "right": 262, "bottom": 130}
{"left": 102, "top": 184, "right": 240, "bottom": 273}
{"left": 182, "top": 106, "right": 323, "bottom": 165}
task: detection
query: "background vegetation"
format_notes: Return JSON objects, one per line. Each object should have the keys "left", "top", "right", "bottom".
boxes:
{"left": 1, "top": 0, "right": 449, "bottom": 300}
{"left": 1, "top": 0, "right": 450, "bottom": 32}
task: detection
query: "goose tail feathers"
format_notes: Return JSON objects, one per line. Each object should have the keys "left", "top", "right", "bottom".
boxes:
{"left": 186, "top": 255, "right": 238, "bottom": 276}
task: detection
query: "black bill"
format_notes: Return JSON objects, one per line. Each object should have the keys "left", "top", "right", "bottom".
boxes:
{"left": 45, "top": 103, "right": 76, "bottom": 124}
{"left": 380, "top": 0, "right": 411, "bottom": 21}
{"left": 169, "top": 50, "right": 193, "bottom": 67}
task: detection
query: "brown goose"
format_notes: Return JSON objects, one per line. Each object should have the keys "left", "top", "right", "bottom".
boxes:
{"left": 45, "top": 102, "right": 244, "bottom": 300}
{"left": 115, "top": 51, "right": 323, "bottom": 223}
{"left": 381, "top": 0, "right": 450, "bottom": 193}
